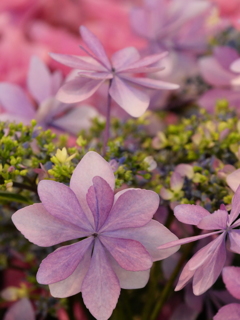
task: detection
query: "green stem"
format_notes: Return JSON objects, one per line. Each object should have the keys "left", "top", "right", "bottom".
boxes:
{"left": 12, "top": 182, "right": 37, "bottom": 193}
{"left": 149, "top": 242, "right": 195, "bottom": 320}
{"left": 142, "top": 261, "right": 161, "bottom": 320}
{"left": 111, "top": 290, "right": 132, "bottom": 320}
{"left": 103, "top": 80, "right": 112, "bottom": 156}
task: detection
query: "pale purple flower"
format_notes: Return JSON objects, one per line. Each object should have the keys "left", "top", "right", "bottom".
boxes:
{"left": 0, "top": 56, "right": 99, "bottom": 135}
{"left": 130, "top": 0, "right": 211, "bottom": 54}
{"left": 158, "top": 185, "right": 240, "bottom": 295}
{"left": 12, "top": 151, "right": 179, "bottom": 320}
{"left": 50, "top": 25, "right": 179, "bottom": 118}
{"left": 130, "top": 0, "right": 213, "bottom": 84}
{"left": 231, "top": 58, "right": 240, "bottom": 73}
{"left": 226, "top": 168, "right": 240, "bottom": 192}
{"left": 160, "top": 164, "right": 193, "bottom": 203}
{"left": 213, "top": 266, "right": 240, "bottom": 320}
{"left": 3, "top": 298, "right": 35, "bottom": 320}
{"left": 199, "top": 46, "right": 240, "bottom": 112}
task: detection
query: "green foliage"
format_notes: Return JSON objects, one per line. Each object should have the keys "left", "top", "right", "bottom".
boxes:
{"left": 0, "top": 106, "right": 239, "bottom": 213}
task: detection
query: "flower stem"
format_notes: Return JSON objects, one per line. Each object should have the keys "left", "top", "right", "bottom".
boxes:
{"left": 103, "top": 81, "right": 112, "bottom": 156}
{"left": 148, "top": 242, "right": 196, "bottom": 320}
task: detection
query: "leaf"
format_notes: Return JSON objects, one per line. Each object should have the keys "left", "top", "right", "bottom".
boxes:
{"left": 0, "top": 192, "right": 33, "bottom": 204}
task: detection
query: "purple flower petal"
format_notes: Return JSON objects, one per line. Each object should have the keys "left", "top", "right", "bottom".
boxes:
{"left": 70, "top": 151, "right": 115, "bottom": 225}
{"left": 3, "top": 298, "right": 35, "bottom": 320}
{"left": 213, "top": 304, "right": 240, "bottom": 320}
{"left": 198, "top": 89, "right": 240, "bottom": 113}
{"left": 107, "top": 253, "right": 150, "bottom": 289}
{"left": 127, "top": 66, "right": 165, "bottom": 73}
{"left": 175, "top": 259, "right": 195, "bottom": 292}
{"left": 38, "top": 180, "right": 92, "bottom": 231}
{"left": 82, "top": 238, "right": 120, "bottom": 320}
{"left": 111, "top": 47, "right": 140, "bottom": 71}
{"left": 120, "top": 75, "right": 179, "bottom": 90}
{"left": 37, "top": 237, "right": 93, "bottom": 284}
{"left": 52, "top": 105, "right": 100, "bottom": 135}
{"left": 100, "top": 236, "right": 152, "bottom": 271}
{"left": 170, "top": 172, "right": 184, "bottom": 192}
{"left": 226, "top": 168, "right": 240, "bottom": 192}
{"left": 158, "top": 231, "right": 222, "bottom": 250}
{"left": 0, "top": 114, "right": 30, "bottom": 124}
{"left": 27, "top": 56, "right": 52, "bottom": 104}
{"left": 175, "top": 164, "right": 194, "bottom": 179}
{"left": 174, "top": 204, "right": 210, "bottom": 225}
{"left": 109, "top": 76, "right": 150, "bottom": 117}
{"left": 11, "top": 204, "right": 89, "bottom": 247}
{"left": 78, "top": 71, "right": 113, "bottom": 80}
{"left": 120, "top": 52, "right": 168, "bottom": 72}
{"left": 197, "top": 210, "right": 228, "bottom": 230}
{"left": 101, "top": 189, "right": 159, "bottom": 232}
{"left": 192, "top": 233, "right": 226, "bottom": 295}
{"left": 56, "top": 76, "right": 106, "bottom": 103}
{"left": 86, "top": 176, "right": 114, "bottom": 231}
{"left": 80, "top": 26, "right": 111, "bottom": 70}
{"left": 231, "top": 58, "right": 240, "bottom": 72}
{"left": 50, "top": 53, "right": 105, "bottom": 71}
{"left": 104, "top": 220, "right": 180, "bottom": 261}
{"left": 199, "top": 57, "right": 235, "bottom": 86}
{"left": 0, "top": 83, "right": 35, "bottom": 119}
{"left": 214, "top": 46, "right": 239, "bottom": 70}
{"left": 188, "top": 234, "right": 225, "bottom": 271}
{"left": 229, "top": 185, "right": 240, "bottom": 225}
{"left": 51, "top": 70, "right": 63, "bottom": 95}
{"left": 222, "top": 266, "right": 240, "bottom": 300}
{"left": 228, "top": 230, "right": 240, "bottom": 254}
{"left": 49, "top": 245, "right": 92, "bottom": 298}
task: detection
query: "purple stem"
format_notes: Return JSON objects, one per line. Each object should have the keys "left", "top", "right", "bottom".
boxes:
{"left": 103, "top": 80, "right": 112, "bottom": 156}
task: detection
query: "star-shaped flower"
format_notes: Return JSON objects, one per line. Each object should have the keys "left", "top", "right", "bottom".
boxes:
{"left": 50, "top": 26, "right": 179, "bottom": 117}
{"left": 158, "top": 185, "right": 240, "bottom": 295}
{"left": 12, "top": 151, "right": 179, "bottom": 320}
{"left": 0, "top": 56, "right": 99, "bottom": 135}
{"left": 214, "top": 266, "right": 240, "bottom": 320}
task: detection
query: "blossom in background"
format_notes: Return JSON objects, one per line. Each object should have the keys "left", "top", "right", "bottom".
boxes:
{"left": 211, "top": 0, "right": 240, "bottom": 30}
{"left": 214, "top": 266, "right": 240, "bottom": 319}
{"left": 51, "top": 25, "right": 179, "bottom": 118}
{"left": 130, "top": 0, "right": 211, "bottom": 54}
{"left": 12, "top": 151, "right": 179, "bottom": 320}
{"left": 226, "top": 168, "right": 240, "bottom": 192}
{"left": 158, "top": 185, "right": 240, "bottom": 295}
{"left": 130, "top": 0, "right": 216, "bottom": 85}
{"left": 0, "top": 13, "right": 48, "bottom": 85}
{"left": 231, "top": 57, "right": 240, "bottom": 73}
{"left": 198, "top": 46, "right": 240, "bottom": 112}
{"left": 0, "top": 56, "right": 99, "bottom": 135}
{"left": 3, "top": 298, "right": 35, "bottom": 320}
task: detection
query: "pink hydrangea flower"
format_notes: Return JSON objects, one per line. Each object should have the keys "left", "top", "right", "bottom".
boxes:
{"left": 198, "top": 46, "right": 240, "bottom": 112}
{"left": 158, "top": 185, "right": 240, "bottom": 296}
{"left": 50, "top": 25, "right": 179, "bottom": 118}
{"left": 0, "top": 56, "right": 99, "bottom": 135}
{"left": 214, "top": 266, "right": 240, "bottom": 319}
{"left": 12, "top": 151, "right": 179, "bottom": 320}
